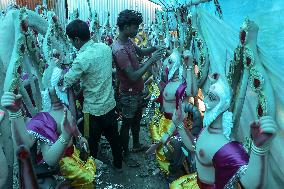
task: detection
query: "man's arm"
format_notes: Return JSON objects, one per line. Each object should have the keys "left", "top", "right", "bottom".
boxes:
{"left": 123, "top": 59, "right": 155, "bottom": 82}
{"left": 115, "top": 48, "right": 164, "bottom": 82}
{"left": 63, "top": 57, "right": 89, "bottom": 89}
{"left": 135, "top": 45, "right": 157, "bottom": 57}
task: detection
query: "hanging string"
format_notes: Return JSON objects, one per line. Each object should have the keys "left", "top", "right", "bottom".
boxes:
{"left": 214, "top": 0, "right": 223, "bottom": 19}
{"left": 86, "top": 0, "right": 92, "bottom": 18}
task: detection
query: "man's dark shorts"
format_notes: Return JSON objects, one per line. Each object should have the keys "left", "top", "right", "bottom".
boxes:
{"left": 119, "top": 92, "right": 143, "bottom": 119}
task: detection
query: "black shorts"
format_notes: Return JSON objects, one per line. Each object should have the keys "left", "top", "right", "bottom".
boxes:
{"left": 119, "top": 92, "right": 143, "bottom": 119}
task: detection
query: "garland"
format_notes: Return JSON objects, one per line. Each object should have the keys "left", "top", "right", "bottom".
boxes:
{"left": 86, "top": 0, "right": 101, "bottom": 40}
{"left": 213, "top": 0, "right": 223, "bottom": 19}
{"left": 184, "top": 13, "right": 208, "bottom": 82}
{"left": 89, "top": 11, "right": 100, "bottom": 40}
{"left": 249, "top": 68, "right": 267, "bottom": 117}
{"left": 44, "top": 12, "right": 74, "bottom": 68}
{"left": 69, "top": 8, "right": 79, "bottom": 21}
{"left": 86, "top": 0, "right": 97, "bottom": 39}
{"left": 35, "top": 4, "right": 48, "bottom": 19}
{"left": 3, "top": 8, "right": 47, "bottom": 115}
{"left": 5, "top": 8, "right": 44, "bottom": 92}
{"left": 228, "top": 19, "right": 267, "bottom": 118}
{"left": 142, "top": 83, "right": 160, "bottom": 120}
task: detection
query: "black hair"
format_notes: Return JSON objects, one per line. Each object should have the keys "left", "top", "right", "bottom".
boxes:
{"left": 66, "top": 19, "right": 90, "bottom": 41}
{"left": 117, "top": 9, "right": 143, "bottom": 31}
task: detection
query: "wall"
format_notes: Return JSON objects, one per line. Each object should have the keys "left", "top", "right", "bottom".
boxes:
{"left": 0, "top": 0, "right": 11, "bottom": 9}
{"left": 0, "top": 0, "right": 54, "bottom": 10}
{"left": 1, "top": 0, "right": 161, "bottom": 28}
{"left": 63, "top": 0, "right": 161, "bottom": 26}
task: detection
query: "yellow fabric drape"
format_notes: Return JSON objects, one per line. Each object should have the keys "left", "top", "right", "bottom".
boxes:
{"left": 149, "top": 112, "right": 172, "bottom": 174}
{"left": 170, "top": 173, "right": 199, "bottom": 189}
{"left": 60, "top": 146, "right": 96, "bottom": 189}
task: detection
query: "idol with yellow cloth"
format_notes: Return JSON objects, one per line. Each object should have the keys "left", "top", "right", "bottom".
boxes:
{"left": 5, "top": 66, "right": 97, "bottom": 188}
{"left": 147, "top": 49, "right": 201, "bottom": 177}
{"left": 149, "top": 108, "right": 171, "bottom": 174}
{"left": 144, "top": 81, "right": 173, "bottom": 174}
{"left": 60, "top": 146, "right": 96, "bottom": 188}
{"left": 169, "top": 173, "right": 199, "bottom": 189}
{"left": 25, "top": 109, "right": 96, "bottom": 188}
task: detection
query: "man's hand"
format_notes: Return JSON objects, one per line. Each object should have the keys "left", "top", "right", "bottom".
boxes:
{"left": 151, "top": 62, "right": 160, "bottom": 79}
{"left": 77, "top": 136, "right": 89, "bottom": 151}
{"left": 154, "top": 46, "right": 166, "bottom": 52}
{"left": 149, "top": 48, "right": 166, "bottom": 64}
{"left": 77, "top": 117, "right": 84, "bottom": 126}
{"left": 250, "top": 116, "right": 277, "bottom": 147}
{"left": 1, "top": 92, "right": 23, "bottom": 113}
{"left": 145, "top": 142, "right": 162, "bottom": 155}
{"left": 77, "top": 136, "right": 89, "bottom": 161}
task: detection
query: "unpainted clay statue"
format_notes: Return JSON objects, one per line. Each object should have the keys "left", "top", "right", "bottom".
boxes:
{"left": 1, "top": 67, "right": 95, "bottom": 188}
{"left": 172, "top": 73, "right": 277, "bottom": 188}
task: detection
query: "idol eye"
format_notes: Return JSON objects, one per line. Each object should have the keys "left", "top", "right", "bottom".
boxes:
{"left": 208, "top": 92, "right": 216, "bottom": 101}
{"left": 208, "top": 94, "right": 212, "bottom": 100}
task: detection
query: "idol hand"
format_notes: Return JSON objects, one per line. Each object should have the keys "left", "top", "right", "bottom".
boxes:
{"left": 1, "top": 92, "right": 23, "bottom": 113}
{"left": 250, "top": 116, "right": 277, "bottom": 147}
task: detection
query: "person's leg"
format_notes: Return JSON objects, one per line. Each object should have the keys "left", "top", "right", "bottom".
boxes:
{"left": 120, "top": 117, "right": 132, "bottom": 154}
{"left": 120, "top": 117, "right": 140, "bottom": 167}
{"left": 131, "top": 108, "right": 142, "bottom": 149}
{"left": 131, "top": 94, "right": 147, "bottom": 151}
{"left": 102, "top": 108, "right": 123, "bottom": 169}
{"left": 119, "top": 93, "right": 136, "bottom": 154}
{"left": 88, "top": 114, "right": 103, "bottom": 158}
{"left": 119, "top": 93, "right": 140, "bottom": 167}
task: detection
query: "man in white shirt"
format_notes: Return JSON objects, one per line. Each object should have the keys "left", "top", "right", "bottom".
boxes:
{"left": 63, "top": 19, "right": 122, "bottom": 170}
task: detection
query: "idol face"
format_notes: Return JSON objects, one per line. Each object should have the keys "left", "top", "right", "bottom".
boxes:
{"left": 204, "top": 86, "right": 220, "bottom": 111}
{"left": 203, "top": 73, "right": 232, "bottom": 127}
{"left": 163, "top": 58, "right": 174, "bottom": 75}
{"left": 203, "top": 86, "right": 222, "bottom": 127}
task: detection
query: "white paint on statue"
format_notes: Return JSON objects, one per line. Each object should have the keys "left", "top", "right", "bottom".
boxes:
{"left": 41, "top": 67, "right": 69, "bottom": 111}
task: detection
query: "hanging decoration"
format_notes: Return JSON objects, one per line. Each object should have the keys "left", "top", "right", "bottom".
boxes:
{"left": 228, "top": 18, "right": 267, "bottom": 118}
{"left": 213, "top": 0, "right": 223, "bottom": 19}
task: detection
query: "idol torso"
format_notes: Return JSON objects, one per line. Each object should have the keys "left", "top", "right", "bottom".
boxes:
{"left": 162, "top": 80, "right": 182, "bottom": 114}
{"left": 195, "top": 127, "right": 230, "bottom": 184}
